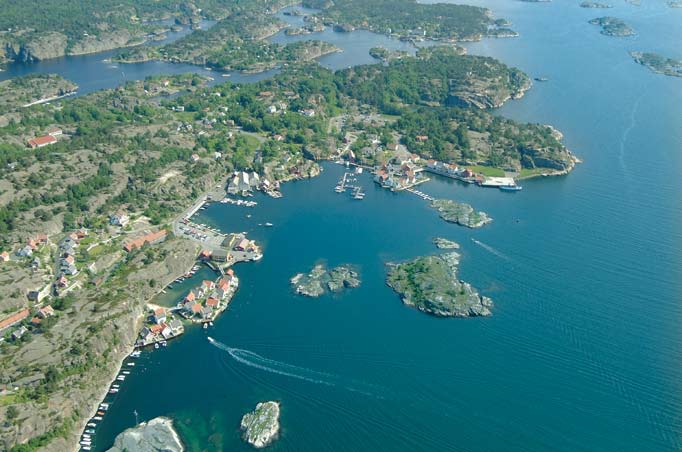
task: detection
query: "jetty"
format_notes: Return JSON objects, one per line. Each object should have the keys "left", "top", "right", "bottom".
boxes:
{"left": 406, "top": 187, "right": 434, "bottom": 201}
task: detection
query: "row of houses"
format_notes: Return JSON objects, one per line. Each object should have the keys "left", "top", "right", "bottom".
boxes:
{"left": 178, "top": 271, "right": 238, "bottom": 322}
{"left": 138, "top": 307, "right": 184, "bottom": 346}
{"left": 227, "top": 171, "right": 261, "bottom": 196}
{"left": 424, "top": 160, "right": 476, "bottom": 181}
{"left": 15, "top": 233, "right": 49, "bottom": 258}
{"left": 0, "top": 305, "right": 55, "bottom": 341}
{"left": 373, "top": 161, "right": 426, "bottom": 191}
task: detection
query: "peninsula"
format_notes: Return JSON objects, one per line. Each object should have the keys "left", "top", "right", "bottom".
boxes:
{"left": 386, "top": 251, "right": 492, "bottom": 317}
{"left": 240, "top": 401, "right": 281, "bottom": 448}
{"left": 301, "top": 0, "right": 515, "bottom": 41}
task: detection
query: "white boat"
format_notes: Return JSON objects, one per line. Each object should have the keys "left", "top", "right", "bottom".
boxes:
{"left": 122, "top": 371, "right": 130, "bottom": 375}
{"left": 203, "top": 323, "right": 208, "bottom": 329}
{"left": 93, "top": 416, "right": 103, "bottom": 420}
{"left": 82, "top": 447, "right": 92, "bottom": 451}
{"left": 87, "top": 423, "right": 97, "bottom": 427}
{"left": 154, "top": 343, "right": 159, "bottom": 349}
{"left": 265, "top": 222, "right": 273, "bottom": 227}
{"left": 127, "top": 362, "right": 135, "bottom": 366}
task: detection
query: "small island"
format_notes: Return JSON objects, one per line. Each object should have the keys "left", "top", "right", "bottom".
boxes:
{"left": 240, "top": 401, "right": 281, "bottom": 449}
{"left": 386, "top": 252, "right": 492, "bottom": 317}
{"left": 291, "top": 264, "right": 361, "bottom": 297}
{"left": 106, "top": 417, "right": 184, "bottom": 452}
{"left": 369, "top": 46, "right": 411, "bottom": 62}
{"left": 588, "top": 17, "right": 635, "bottom": 36}
{"left": 580, "top": 1, "right": 613, "bottom": 8}
{"left": 630, "top": 51, "right": 682, "bottom": 77}
{"left": 431, "top": 199, "right": 492, "bottom": 228}
{"left": 433, "top": 237, "right": 460, "bottom": 249}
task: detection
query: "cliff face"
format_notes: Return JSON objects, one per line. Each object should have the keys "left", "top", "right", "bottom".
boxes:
{"left": 3, "top": 28, "right": 144, "bottom": 63}
{"left": 68, "top": 30, "right": 144, "bottom": 56}
{"left": 4, "top": 32, "right": 68, "bottom": 62}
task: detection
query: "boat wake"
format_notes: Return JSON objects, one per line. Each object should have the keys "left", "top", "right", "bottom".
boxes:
{"left": 471, "top": 239, "right": 511, "bottom": 261}
{"left": 618, "top": 92, "right": 644, "bottom": 180}
{"left": 208, "top": 337, "right": 380, "bottom": 396}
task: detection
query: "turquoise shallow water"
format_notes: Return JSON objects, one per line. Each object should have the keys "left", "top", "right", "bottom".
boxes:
{"left": 79, "top": 1, "right": 682, "bottom": 451}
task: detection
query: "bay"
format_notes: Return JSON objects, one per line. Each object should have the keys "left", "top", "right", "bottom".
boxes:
{"left": 17, "top": 1, "right": 681, "bottom": 451}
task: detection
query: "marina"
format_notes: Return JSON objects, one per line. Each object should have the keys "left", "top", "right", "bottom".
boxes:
{"left": 335, "top": 171, "right": 366, "bottom": 200}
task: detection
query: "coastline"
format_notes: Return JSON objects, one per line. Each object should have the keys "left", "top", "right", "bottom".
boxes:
{"left": 22, "top": 91, "right": 77, "bottom": 108}
{"left": 71, "top": 257, "right": 200, "bottom": 452}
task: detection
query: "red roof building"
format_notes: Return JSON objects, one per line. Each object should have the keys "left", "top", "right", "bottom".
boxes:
{"left": 0, "top": 308, "right": 30, "bottom": 331}
{"left": 27, "top": 135, "right": 57, "bottom": 149}
{"left": 124, "top": 230, "right": 167, "bottom": 252}
{"left": 206, "top": 297, "right": 219, "bottom": 308}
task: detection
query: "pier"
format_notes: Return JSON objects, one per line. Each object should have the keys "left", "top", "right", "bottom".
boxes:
{"left": 406, "top": 187, "right": 434, "bottom": 201}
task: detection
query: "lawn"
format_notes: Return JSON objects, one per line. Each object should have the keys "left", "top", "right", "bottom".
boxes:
{"left": 465, "top": 165, "right": 505, "bottom": 177}
{"left": 518, "top": 167, "right": 549, "bottom": 179}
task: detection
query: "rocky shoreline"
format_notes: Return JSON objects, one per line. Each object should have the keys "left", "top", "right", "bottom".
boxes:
{"left": 630, "top": 51, "right": 682, "bottom": 77}
{"left": 106, "top": 417, "right": 184, "bottom": 452}
{"left": 240, "top": 401, "right": 281, "bottom": 448}
{"left": 588, "top": 17, "right": 635, "bottom": 37}
{"left": 433, "top": 237, "right": 460, "bottom": 249}
{"left": 386, "top": 250, "right": 492, "bottom": 318}
{"left": 291, "top": 264, "right": 361, "bottom": 297}
{"left": 431, "top": 199, "right": 492, "bottom": 228}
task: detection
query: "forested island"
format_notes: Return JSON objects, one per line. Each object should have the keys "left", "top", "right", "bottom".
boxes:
{"left": 386, "top": 251, "right": 492, "bottom": 317}
{"left": 114, "top": 7, "right": 340, "bottom": 72}
{"left": 302, "top": 0, "right": 515, "bottom": 41}
{"left": 588, "top": 17, "right": 634, "bottom": 36}
{"left": 630, "top": 51, "right": 682, "bottom": 77}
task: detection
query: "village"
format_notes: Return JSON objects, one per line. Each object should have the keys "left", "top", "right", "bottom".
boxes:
{"left": 0, "top": 175, "right": 263, "bottom": 349}
{"left": 330, "top": 115, "right": 522, "bottom": 192}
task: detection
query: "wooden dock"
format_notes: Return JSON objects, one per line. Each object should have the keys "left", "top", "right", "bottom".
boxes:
{"left": 406, "top": 187, "right": 434, "bottom": 202}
